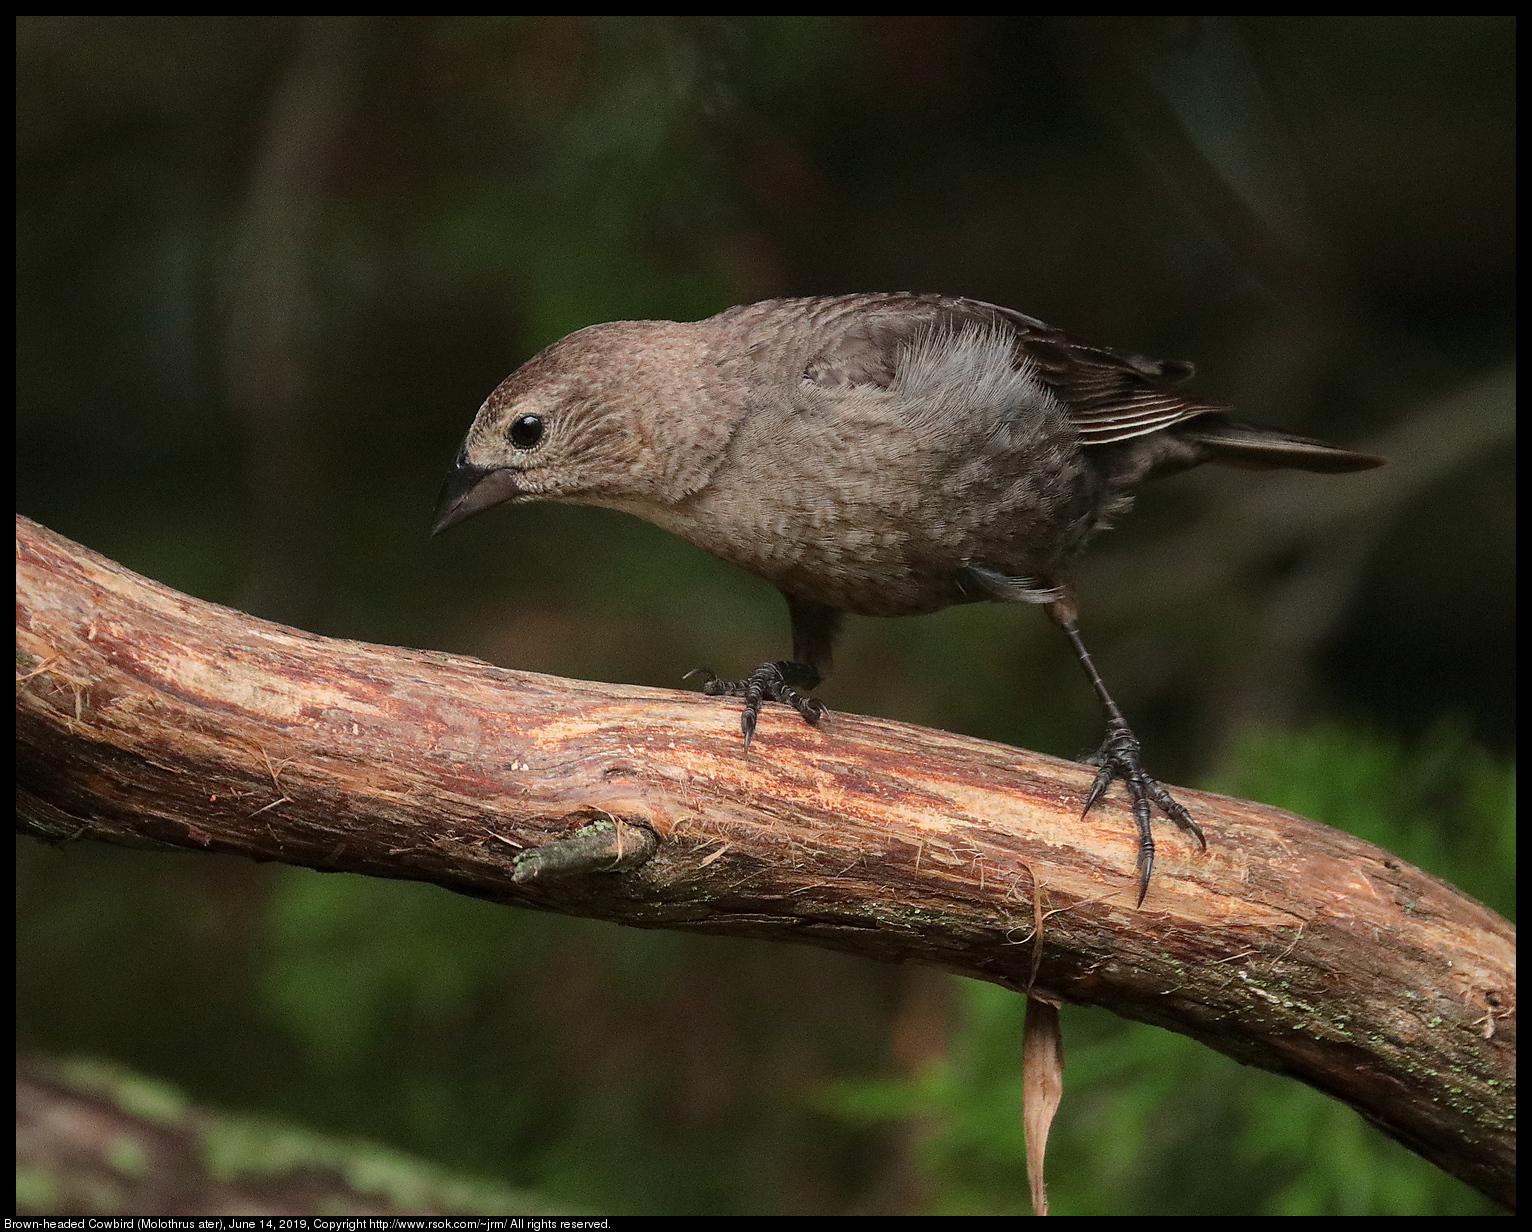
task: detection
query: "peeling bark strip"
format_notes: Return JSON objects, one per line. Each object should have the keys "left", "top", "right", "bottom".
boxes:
{"left": 14, "top": 515, "right": 1515, "bottom": 1207}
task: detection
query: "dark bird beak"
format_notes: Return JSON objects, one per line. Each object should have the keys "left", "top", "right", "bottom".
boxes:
{"left": 431, "top": 449, "right": 523, "bottom": 535}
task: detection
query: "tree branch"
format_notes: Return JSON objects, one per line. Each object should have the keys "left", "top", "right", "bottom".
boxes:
{"left": 15, "top": 514, "right": 1515, "bottom": 1207}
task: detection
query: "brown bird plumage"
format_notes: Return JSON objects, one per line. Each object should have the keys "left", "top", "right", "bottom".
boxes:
{"left": 434, "top": 293, "right": 1384, "bottom": 904}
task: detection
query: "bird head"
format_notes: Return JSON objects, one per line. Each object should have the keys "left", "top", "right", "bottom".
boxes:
{"left": 432, "top": 318, "right": 734, "bottom": 535}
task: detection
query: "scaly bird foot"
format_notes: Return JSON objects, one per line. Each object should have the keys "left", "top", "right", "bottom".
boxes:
{"left": 685, "top": 660, "right": 827, "bottom": 751}
{"left": 1082, "top": 719, "right": 1206, "bottom": 906}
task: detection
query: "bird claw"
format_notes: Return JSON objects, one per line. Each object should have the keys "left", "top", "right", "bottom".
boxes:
{"left": 688, "top": 660, "right": 827, "bottom": 751}
{"left": 1082, "top": 719, "right": 1205, "bottom": 906}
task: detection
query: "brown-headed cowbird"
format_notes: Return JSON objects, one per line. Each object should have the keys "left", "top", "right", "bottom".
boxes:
{"left": 434, "top": 293, "right": 1383, "bottom": 904}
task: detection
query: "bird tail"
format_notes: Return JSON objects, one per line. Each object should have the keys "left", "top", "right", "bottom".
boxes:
{"left": 1176, "top": 415, "right": 1384, "bottom": 473}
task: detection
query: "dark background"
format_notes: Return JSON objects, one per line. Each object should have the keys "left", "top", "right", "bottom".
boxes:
{"left": 16, "top": 16, "right": 1514, "bottom": 1215}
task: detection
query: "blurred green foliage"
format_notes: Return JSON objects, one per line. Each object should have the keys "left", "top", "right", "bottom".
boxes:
{"left": 18, "top": 1056, "right": 568, "bottom": 1216}
{"left": 1209, "top": 721, "right": 1514, "bottom": 921}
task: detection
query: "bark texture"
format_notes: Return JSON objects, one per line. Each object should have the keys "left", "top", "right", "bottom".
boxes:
{"left": 15, "top": 515, "right": 1515, "bottom": 1207}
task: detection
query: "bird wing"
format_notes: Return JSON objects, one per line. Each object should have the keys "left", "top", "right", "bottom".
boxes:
{"left": 789, "top": 293, "right": 1226, "bottom": 446}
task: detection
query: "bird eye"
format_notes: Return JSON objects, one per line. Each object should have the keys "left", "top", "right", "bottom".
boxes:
{"left": 508, "top": 414, "right": 544, "bottom": 450}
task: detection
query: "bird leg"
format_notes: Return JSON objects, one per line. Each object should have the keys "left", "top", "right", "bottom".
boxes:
{"left": 685, "top": 661, "right": 826, "bottom": 751}
{"left": 1051, "top": 610, "right": 1206, "bottom": 906}
{"left": 685, "top": 598, "right": 839, "bottom": 751}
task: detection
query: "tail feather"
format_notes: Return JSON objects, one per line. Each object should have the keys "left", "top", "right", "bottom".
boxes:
{"left": 1177, "top": 415, "right": 1384, "bottom": 473}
